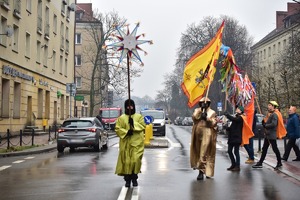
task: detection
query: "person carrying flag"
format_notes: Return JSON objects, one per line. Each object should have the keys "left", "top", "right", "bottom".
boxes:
{"left": 190, "top": 97, "right": 218, "bottom": 180}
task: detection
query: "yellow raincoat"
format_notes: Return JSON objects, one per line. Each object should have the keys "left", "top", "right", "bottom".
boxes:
{"left": 115, "top": 113, "right": 146, "bottom": 175}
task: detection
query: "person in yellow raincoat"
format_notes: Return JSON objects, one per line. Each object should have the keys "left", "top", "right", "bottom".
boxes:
{"left": 190, "top": 97, "right": 217, "bottom": 180}
{"left": 115, "top": 99, "right": 146, "bottom": 187}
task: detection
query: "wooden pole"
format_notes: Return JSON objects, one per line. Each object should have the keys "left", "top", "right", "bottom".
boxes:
{"left": 127, "top": 52, "right": 131, "bottom": 117}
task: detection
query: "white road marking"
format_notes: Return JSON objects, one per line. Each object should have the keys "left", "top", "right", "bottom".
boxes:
{"left": 12, "top": 160, "right": 25, "bottom": 164}
{"left": 24, "top": 156, "right": 35, "bottom": 159}
{"left": 131, "top": 186, "right": 139, "bottom": 200}
{"left": 0, "top": 165, "right": 11, "bottom": 171}
{"left": 166, "top": 138, "right": 181, "bottom": 148}
{"left": 117, "top": 186, "right": 128, "bottom": 200}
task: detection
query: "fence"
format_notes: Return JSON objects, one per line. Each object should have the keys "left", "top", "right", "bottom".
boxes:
{"left": 0, "top": 125, "right": 59, "bottom": 150}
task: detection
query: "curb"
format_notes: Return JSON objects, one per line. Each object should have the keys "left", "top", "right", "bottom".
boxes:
{"left": 0, "top": 143, "right": 57, "bottom": 157}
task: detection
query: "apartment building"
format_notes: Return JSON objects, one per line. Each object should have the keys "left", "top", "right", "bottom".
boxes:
{"left": 251, "top": 2, "right": 300, "bottom": 111}
{"left": 0, "top": 0, "right": 75, "bottom": 134}
{"left": 75, "top": 3, "right": 108, "bottom": 117}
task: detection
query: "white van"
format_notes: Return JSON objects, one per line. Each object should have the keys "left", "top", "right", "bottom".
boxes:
{"left": 140, "top": 109, "right": 166, "bottom": 136}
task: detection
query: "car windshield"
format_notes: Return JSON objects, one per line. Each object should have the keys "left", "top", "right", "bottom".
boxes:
{"left": 101, "top": 110, "right": 120, "bottom": 118}
{"left": 141, "top": 111, "right": 164, "bottom": 119}
{"left": 63, "top": 120, "right": 93, "bottom": 128}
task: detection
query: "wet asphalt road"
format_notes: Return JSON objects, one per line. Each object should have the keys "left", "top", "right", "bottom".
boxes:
{"left": 0, "top": 124, "right": 300, "bottom": 200}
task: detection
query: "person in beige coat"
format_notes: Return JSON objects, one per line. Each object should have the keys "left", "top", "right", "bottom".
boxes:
{"left": 190, "top": 97, "right": 217, "bottom": 180}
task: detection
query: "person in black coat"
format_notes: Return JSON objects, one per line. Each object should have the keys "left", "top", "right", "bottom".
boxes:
{"left": 224, "top": 105, "right": 244, "bottom": 171}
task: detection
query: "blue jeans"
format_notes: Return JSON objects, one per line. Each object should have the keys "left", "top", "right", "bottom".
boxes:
{"left": 228, "top": 144, "right": 240, "bottom": 167}
{"left": 244, "top": 137, "right": 254, "bottom": 160}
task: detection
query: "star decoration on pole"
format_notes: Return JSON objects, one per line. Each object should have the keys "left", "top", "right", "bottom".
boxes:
{"left": 105, "top": 22, "right": 153, "bottom": 66}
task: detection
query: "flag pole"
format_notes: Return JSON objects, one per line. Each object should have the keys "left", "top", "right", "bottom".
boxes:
{"left": 127, "top": 52, "right": 132, "bottom": 118}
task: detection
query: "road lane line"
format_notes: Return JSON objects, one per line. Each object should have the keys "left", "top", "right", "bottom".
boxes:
{"left": 166, "top": 138, "right": 181, "bottom": 148}
{"left": 131, "top": 186, "right": 139, "bottom": 200}
{"left": 12, "top": 160, "right": 25, "bottom": 164}
{"left": 24, "top": 156, "right": 35, "bottom": 159}
{"left": 117, "top": 186, "right": 128, "bottom": 200}
{"left": 0, "top": 165, "right": 11, "bottom": 171}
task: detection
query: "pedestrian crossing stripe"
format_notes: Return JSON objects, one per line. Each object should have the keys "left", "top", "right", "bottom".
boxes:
{"left": 0, "top": 165, "right": 11, "bottom": 171}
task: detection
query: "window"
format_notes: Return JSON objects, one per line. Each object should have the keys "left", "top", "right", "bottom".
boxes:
{"left": 53, "top": 14, "right": 57, "bottom": 34}
{"left": 13, "top": 82, "right": 21, "bottom": 118}
{"left": 37, "top": 40, "right": 41, "bottom": 63}
{"left": 64, "top": 58, "right": 68, "bottom": 76}
{"left": 12, "top": 24, "right": 19, "bottom": 52}
{"left": 75, "top": 33, "right": 81, "bottom": 44}
{"left": 1, "top": 78, "right": 10, "bottom": 117}
{"left": 278, "top": 42, "right": 281, "bottom": 52}
{"left": 60, "top": 55, "right": 63, "bottom": 74}
{"left": 26, "top": 0, "right": 31, "bottom": 13}
{"left": 283, "top": 39, "right": 286, "bottom": 49}
{"left": 43, "top": 45, "right": 48, "bottom": 67}
{"left": 52, "top": 50, "right": 56, "bottom": 70}
{"left": 37, "top": 0, "right": 42, "bottom": 33}
{"left": 75, "top": 77, "right": 82, "bottom": 88}
{"left": 268, "top": 46, "right": 271, "bottom": 57}
{"left": 75, "top": 55, "right": 81, "bottom": 66}
{"left": 263, "top": 49, "right": 266, "bottom": 59}
{"left": 60, "top": 94, "right": 65, "bottom": 120}
{"left": 0, "top": 16, "right": 8, "bottom": 46}
{"left": 45, "top": 6, "right": 50, "bottom": 38}
{"left": 45, "top": 91, "right": 50, "bottom": 119}
{"left": 38, "top": 88, "right": 43, "bottom": 118}
{"left": 25, "top": 32, "right": 31, "bottom": 58}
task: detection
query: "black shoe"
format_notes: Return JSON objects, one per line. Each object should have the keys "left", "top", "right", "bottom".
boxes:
{"left": 274, "top": 163, "right": 282, "bottom": 170}
{"left": 125, "top": 181, "right": 131, "bottom": 187}
{"left": 227, "top": 166, "right": 235, "bottom": 170}
{"left": 292, "top": 158, "right": 300, "bottom": 161}
{"left": 197, "top": 171, "right": 204, "bottom": 180}
{"left": 281, "top": 157, "right": 287, "bottom": 161}
{"left": 231, "top": 166, "right": 240, "bottom": 171}
{"left": 132, "top": 179, "right": 138, "bottom": 187}
{"left": 252, "top": 162, "right": 263, "bottom": 169}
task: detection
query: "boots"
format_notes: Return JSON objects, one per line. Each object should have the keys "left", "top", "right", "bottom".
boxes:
{"left": 197, "top": 170, "right": 204, "bottom": 180}
{"left": 124, "top": 175, "right": 131, "bottom": 187}
{"left": 131, "top": 174, "right": 138, "bottom": 187}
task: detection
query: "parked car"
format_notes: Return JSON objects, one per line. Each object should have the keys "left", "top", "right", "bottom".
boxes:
{"left": 182, "top": 117, "right": 193, "bottom": 126}
{"left": 57, "top": 117, "right": 109, "bottom": 153}
{"left": 174, "top": 116, "right": 184, "bottom": 125}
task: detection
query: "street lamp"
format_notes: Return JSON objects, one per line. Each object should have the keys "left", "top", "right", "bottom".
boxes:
{"left": 0, "top": 26, "right": 13, "bottom": 37}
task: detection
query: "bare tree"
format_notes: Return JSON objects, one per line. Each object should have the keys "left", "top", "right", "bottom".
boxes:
{"left": 76, "top": 10, "right": 143, "bottom": 116}
{"left": 158, "top": 16, "right": 253, "bottom": 116}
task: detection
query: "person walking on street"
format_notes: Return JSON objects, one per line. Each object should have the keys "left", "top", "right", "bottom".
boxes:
{"left": 244, "top": 110, "right": 257, "bottom": 164}
{"left": 115, "top": 99, "right": 146, "bottom": 187}
{"left": 190, "top": 97, "right": 218, "bottom": 180}
{"left": 282, "top": 106, "right": 300, "bottom": 161}
{"left": 252, "top": 101, "right": 283, "bottom": 170}
{"left": 225, "top": 106, "right": 244, "bottom": 171}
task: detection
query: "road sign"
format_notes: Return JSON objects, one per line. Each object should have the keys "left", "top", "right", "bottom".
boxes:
{"left": 144, "top": 116, "right": 154, "bottom": 125}
{"left": 217, "top": 102, "right": 222, "bottom": 112}
{"left": 66, "top": 83, "right": 76, "bottom": 96}
{"left": 74, "top": 95, "right": 84, "bottom": 101}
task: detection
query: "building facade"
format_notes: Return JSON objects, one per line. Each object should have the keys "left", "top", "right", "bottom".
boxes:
{"left": 251, "top": 2, "right": 300, "bottom": 112}
{"left": 75, "top": 3, "right": 108, "bottom": 117}
{"left": 0, "top": 0, "right": 75, "bottom": 134}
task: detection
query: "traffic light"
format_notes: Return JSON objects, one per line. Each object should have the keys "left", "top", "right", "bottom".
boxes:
{"left": 108, "top": 91, "right": 113, "bottom": 106}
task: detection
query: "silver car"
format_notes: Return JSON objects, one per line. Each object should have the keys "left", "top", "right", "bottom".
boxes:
{"left": 57, "top": 117, "right": 108, "bottom": 152}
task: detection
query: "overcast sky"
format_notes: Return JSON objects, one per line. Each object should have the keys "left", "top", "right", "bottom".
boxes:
{"left": 77, "top": 0, "right": 291, "bottom": 99}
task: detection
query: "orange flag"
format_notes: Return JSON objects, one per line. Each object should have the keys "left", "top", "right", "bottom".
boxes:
{"left": 241, "top": 115, "right": 254, "bottom": 146}
{"left": 181, "top": 21, "right": 225, "bottom": 108}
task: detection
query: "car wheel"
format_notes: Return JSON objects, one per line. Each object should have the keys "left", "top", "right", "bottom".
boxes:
{"left": 70, "top": 147, "right": 75, "bottom": 152}
{"left": 94, "top": 143, "right": 100, "bottom": 152}
{"left": 57, "top": 145, "right": 64, "bottom": 153}
{"left": 102, "top": 142, "right": 108, "bottom": 150}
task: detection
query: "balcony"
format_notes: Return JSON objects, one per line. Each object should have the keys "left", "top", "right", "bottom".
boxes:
{"left": 0, "top": 0, "right": 10, "bottom": 10}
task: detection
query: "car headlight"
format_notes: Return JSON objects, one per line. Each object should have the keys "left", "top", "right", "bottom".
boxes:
{"left": 161, "top": 121, "right": 165, "bottom": 126}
